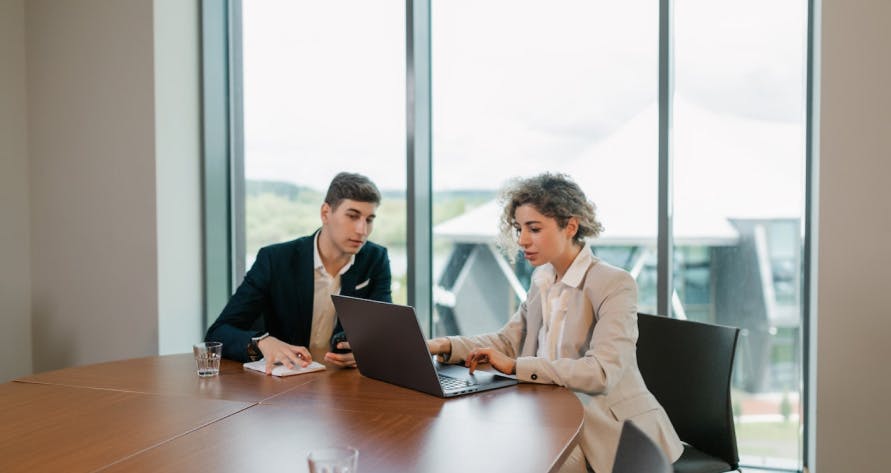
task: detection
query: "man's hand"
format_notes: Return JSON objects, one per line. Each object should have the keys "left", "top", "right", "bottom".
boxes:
{"left": 465, "top": 347, "right": 516, "bottom": 375}
{"left": 324, "top": 341, "right": 357, "bottom": 368}
{"left": 258, "top": 336, "right": 312, "bottom": 375}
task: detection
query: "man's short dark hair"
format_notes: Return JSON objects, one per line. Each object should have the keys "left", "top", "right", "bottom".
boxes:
{"left": 324, "top": 172, "right": 382, "bottom": 209}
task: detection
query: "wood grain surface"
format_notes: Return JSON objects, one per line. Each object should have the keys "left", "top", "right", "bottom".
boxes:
{"left": 5, "top": 354, "right": 583, "bottom": 472}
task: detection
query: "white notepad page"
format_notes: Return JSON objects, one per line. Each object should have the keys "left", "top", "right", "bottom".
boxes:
{"left": 243, "top": 359, "right": 326, "bottom": 377}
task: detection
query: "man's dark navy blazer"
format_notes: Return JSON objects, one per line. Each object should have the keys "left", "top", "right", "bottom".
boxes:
{"left": 205, "top": 231, "right": 392, "bottom": 362}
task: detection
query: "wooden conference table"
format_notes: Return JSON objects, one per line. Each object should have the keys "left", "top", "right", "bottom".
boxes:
{"left": 2, "top": 354, "right": 584, "bottom": 472}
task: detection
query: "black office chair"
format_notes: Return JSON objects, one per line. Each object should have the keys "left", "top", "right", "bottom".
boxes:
{"left": 612, "top": 420, "right": 673, "bottom": 473}
{"left": 636, "top": 313, "right": 741, "bottom": 473}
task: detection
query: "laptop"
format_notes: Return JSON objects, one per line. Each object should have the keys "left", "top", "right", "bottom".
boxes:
{"left": 331, "top": 294, "right": 518, "bottom": 398}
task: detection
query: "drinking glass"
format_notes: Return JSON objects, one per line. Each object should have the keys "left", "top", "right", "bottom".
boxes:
{"left": 193, "top": 342, "right": 223, "bottom": 377}
{"left": 307, "top": 446, "right": 358, "bottom": 473}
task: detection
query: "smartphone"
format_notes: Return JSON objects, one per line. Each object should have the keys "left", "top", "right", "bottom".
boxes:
{"left": 330, "top": 332, "right": 352, "bottom": 354}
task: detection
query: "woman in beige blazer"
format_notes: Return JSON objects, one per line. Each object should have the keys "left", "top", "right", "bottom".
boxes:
{"left": 428, "top": 173, "right": 682, "bottom": 473}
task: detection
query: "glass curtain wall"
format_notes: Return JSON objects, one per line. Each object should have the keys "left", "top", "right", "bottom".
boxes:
{"left": 240, "top": 0, "right": 408, "bottom": 302}
{"left": 431, "top": 0, "right": 659, "bottom": 337}
{"left": 232, "top": 0, "right": 808, "bottom": 469}
{"left": 672, "top": 0, "right": 807, "bottom": 468}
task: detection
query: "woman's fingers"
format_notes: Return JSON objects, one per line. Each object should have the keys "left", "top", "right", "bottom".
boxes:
{"left": 466, "top": 349, "right": 490, "bottom": 374}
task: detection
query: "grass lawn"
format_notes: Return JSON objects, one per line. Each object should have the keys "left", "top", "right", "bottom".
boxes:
{"left": 736, "top": 420, "right": 800, "bottom": 459}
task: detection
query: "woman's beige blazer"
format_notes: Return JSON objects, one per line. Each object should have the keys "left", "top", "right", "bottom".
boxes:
{"left": 445, "top": 252, "right": 683, "bottom": 473}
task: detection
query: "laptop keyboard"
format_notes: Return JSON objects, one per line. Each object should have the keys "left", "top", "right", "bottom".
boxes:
{"left": 438, "top": 373, "right": 474, "bottom": 391}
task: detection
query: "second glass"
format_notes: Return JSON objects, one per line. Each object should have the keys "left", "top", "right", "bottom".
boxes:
{"left": 307, "top": 446, "right": 358, "bottom": 473}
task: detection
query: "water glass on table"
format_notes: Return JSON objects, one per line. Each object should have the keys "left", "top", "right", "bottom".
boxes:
{"left": 307, "top": 446, "right": 359, "bottom": 473}
{"left": 193, "top": 342, "right": 222, "bottom": 377}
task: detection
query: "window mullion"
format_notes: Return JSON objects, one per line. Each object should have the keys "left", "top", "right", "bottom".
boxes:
{"left": 657, "top": 0, "right": 674, "bottom": 317}
{"left": 406, "top": 0, "right": 433, "bottom": 335}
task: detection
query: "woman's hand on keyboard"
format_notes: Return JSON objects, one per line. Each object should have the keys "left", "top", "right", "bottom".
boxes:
{"left": 465, "top": 347, "right": 516, "bottom": 376}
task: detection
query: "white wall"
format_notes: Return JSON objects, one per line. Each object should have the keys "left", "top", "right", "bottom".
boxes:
{"left": 154, "top": 0, "right": 203, "bottom": 355}
{"left": 27, "top": 0, "right": 158, "bottom": 371}
{"left": 0, "top": 0, "right": 33, "bottom": 382}
{"left": 814, "top": 0, "right": 891, "bottom": 471}
{"left": 22, "top": 0, "right": 202, "bottom": 373}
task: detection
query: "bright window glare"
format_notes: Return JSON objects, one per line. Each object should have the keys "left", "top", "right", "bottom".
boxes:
{"left": 431, "top": 1, "right": 659, "bottom": 332}
{"left": 433, "top": 0, "right": 657, "bottom": 191}
{"left": 242, "top": 0, "right": 405, "bottom": 190}
{"left": 241, "top": 0, "right": 408, "bottom": 302}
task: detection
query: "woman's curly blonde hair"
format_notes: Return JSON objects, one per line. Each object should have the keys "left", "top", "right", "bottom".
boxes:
{"left": 497, "top": 173, "right": 604, "bottom": 261}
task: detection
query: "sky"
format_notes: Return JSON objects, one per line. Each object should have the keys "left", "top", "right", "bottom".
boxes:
{"left": 241, "top": 0, "right": 807, "bottom": 200}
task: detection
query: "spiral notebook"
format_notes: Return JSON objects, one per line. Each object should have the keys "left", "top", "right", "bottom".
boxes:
{"left": 243, "top": 359, "right": 326, "bottom": 377}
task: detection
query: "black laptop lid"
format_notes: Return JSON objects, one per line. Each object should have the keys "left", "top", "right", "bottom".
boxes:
{"left": 332, "top": 295, "right": 444, "bottom": 396}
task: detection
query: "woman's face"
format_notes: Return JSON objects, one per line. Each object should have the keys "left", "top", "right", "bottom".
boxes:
{"left": 513, "top": 204, "right": 578, "bottom": 268}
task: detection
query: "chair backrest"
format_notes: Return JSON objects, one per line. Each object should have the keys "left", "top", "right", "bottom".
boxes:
{"left": 636, "top": 313, "right": 741, "bottom": 469}
{"left": 612, "top": 420, "right": 673, "bottom": 473}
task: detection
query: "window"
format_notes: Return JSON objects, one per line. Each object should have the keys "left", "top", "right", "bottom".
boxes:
{"left": 239, "top": 0, "right": 408, "bottom": 303}
{"left": 673, "top": 0, "right": 807, "bottom": 467}
{"left": 430, "top": 0, "right": 659, "bottom": 336}
{"left": 213, "top": 1, "right": 812, "bottom": 470}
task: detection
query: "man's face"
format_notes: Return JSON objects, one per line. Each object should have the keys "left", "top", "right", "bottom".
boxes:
{"left": 320, "top": 199, "right": 377, "bottom": 256}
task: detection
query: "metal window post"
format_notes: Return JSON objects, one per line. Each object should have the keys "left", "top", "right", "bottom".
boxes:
{"left": 406, "top": 0, "right": 433, "bottom": 335}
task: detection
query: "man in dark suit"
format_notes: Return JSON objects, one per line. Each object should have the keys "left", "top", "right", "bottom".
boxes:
{"left": 205, "top": 172, "right": 391, "bottom": 373}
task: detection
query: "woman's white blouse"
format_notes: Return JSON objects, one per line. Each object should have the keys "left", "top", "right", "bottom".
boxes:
{"left": 534, "top": 249, "right": 594, "bottom": 360}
